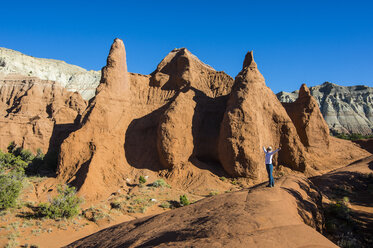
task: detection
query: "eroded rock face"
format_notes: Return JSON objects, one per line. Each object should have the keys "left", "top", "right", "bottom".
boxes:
{"left": 55, "top": 40, "right": 368, "bottom": 199}
{"left": 150, "top": 48, "right": 234, "bottom": 97}
{"left": 66, "top": 175, "right": 337, "bottom": 248}
{"left": 0, "top": 47, "right": 100, "bottom": 100}
{"left": 218, "top": 51, "right": 307, "bottom": 179}
{"left": 277, "top": 83, "right": 373, "bottom": 135}
{"left": 282, "top": 84, "right": 330, "bottom": 150}
{"left": 57, "top": 39, "right": 131, "bottom": 199}
{"left": 157, "top": 90, "right": 196, "bottom": 169}
{"left": 56, "top": 41, "right": 235, "bottom": 199}
{"left": 0, "top": 75, "right": 86, "bottom": 153}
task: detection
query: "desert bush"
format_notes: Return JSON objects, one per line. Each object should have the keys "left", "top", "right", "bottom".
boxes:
{"left": 209, "top": 191, "right": 219, "bottom": 196}
{"left": 110, "top": 201, "right": 123, "bottom": 210}
{"left": 151, "top": 179, "right": 170, "bottom": 188}
{"left": 7, "top": 141, "right": 17, "bottom": 154}
{"left": 82, "top": 207, "right": 106, "bottom": 222}
{"left": 326, "top": 200, "right": 350, "bottom": 220}
{"left": 336, "top": 232, "right": 361, "bottom": 248}
{"left": 1, "top": 143, "right": 45, "bottom": 174}
{"left": 0, "top": 150, "right": 28, "bottom": 173}
{"left": 0, "top": 172, "right": 23, "bottom": 210}
{"left": 26, "top": 148, "right": 45, "bottom": 174}
{"left": 159, "top": 201, "right": 172, "bottom": 209}
{"left": 36, "top": 185, "right": 83, "bottom": 219}
{"left": 140, "top": 206, "right": 147, "bottom": 213}
{"left": 19, "top": 149, "right": 35, "bottom": 163}
{"left": 219, "top": 176, "right": 226, "bottom": 181}
{"left": 139, "top": 175, "right": 146, "bottom": 184}
{"left": 179, "top": 194, "right": 190, "bottom": 206}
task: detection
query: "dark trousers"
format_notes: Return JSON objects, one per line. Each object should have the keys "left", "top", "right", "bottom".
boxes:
{"left": 266, "top": 164, "right": 274, "bottom": 186}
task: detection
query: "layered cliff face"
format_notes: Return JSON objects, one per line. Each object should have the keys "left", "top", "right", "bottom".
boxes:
{"left": 0, "top": 75, "right": 86, "bottom": 153}
{"left": 0, "top": 47, "right": 100, "bottom": 100}
{"left": 277, "top": 82, "right": 373, "bottom": 135}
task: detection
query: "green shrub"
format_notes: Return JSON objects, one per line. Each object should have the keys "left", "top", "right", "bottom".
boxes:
{"left": 326, "top": 200, "right": 350, "bottom": 220}
{"left": 1, "top": 144, "right": 44, "bottom": 174}
{"left": 139, "top": 176, "right": 146, "bottom": 184}
{"left": 159, "top": 201, "right": 172, "bottom": 209}
{"left": 151, "top": 179, "right": 170, "bottom": 188}
{"left": 82, "top": 207, "right": 106, "bottom": 222}
{"left": 20, "top": 149, "right": 34, "bottom": 163}
{"left": 179, "top": 194, "right": 190, "bottom": 206}
{"left": 219, "top": 176, "right": 227, "bottom": 182}
{"left": 209, "top": 191, "right": 219, "bottom": 196}
{"left": 230, "top": 179, "right": 238, "bottom": 185}
{"left": 7, "top": 142, "right": 17, "bottom": 154}
{"left": 110, "top": 201, "right": 123, "bottom": 209}
{"left": 0, "top": 150, "right": 28, "bottom": 173}
{"left": 0, "top": 173, "right": 23, "bottom": 210}
{"left": 36, "top": 185, "right": 82, "bottom": 219}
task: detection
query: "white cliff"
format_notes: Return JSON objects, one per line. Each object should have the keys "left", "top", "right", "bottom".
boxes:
{"left": 0, "top": 47, "right": 100, "bottom": 100}
{"left": 277, "top": 82, "right": 373, "bottom": 135}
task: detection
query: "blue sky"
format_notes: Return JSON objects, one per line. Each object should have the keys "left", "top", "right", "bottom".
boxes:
{"left": 1, "top": 0, "right": 372, "bottom": 93}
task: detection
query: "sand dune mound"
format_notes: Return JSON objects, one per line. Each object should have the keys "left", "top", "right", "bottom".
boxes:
{"left": 66, "top": 175, "right": 337, "bottom": 248}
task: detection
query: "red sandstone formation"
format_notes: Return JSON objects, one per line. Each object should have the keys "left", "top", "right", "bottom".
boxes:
{"left": 66, "top": 175, "right": 337, "bottom": 248}
{"left": 57, "top": 39, "right": 132, "bottom": 199}
{"left": 218, "top": 51, "right": 308, "bottom": 180}
{"left": 0, "top": 75, "right": 86, "bottom": 153}
{"left": 282, "top": 84, "right": 330, "bottom": 150}
{"left": 52, "top": 40, "right": 368, "bottom": 199}
{"left": 157, "top": 90, "right": 196, "bottom": 169}
{"left": 150, "top": 48, "right": 234, "bottom": 97}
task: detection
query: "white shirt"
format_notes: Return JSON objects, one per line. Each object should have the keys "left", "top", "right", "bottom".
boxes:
{"left": 263, "top": 147, "right": 280, "bottom": 164}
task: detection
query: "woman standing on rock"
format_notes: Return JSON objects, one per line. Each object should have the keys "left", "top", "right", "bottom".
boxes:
{"left": 263, "top": 146, "right": 281, "bottom": 187}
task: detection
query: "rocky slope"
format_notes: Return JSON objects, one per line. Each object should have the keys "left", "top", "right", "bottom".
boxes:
{"left": 66, "top": 175, "right": 337, "bottom": 248}
{"left": 0, "top": 47, "right": 100, "bottom": 100}
{"left": 277, "top": 82, "right": 373, "bottom": 135}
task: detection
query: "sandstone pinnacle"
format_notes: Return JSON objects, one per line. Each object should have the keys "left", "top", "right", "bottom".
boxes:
{"left": 242, "top": 50, "right": 257, "bottom": 69}
{"left": 298, "top": 83, "right": 311, "bottom": 99}
{"left": 98, "top": 38, "right": 129, "bottom": 95}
